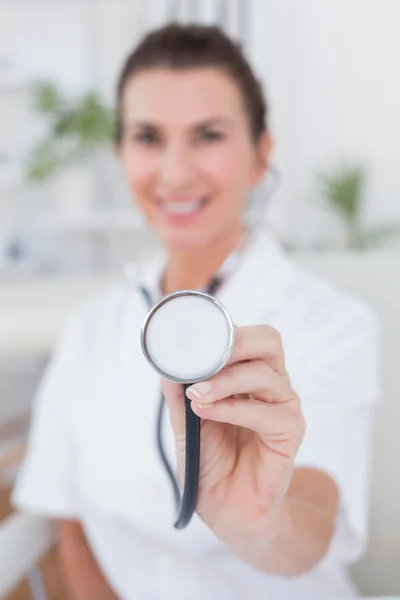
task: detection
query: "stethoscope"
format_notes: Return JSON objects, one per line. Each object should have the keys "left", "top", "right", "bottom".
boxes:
{"left": 141, "top": 285, "right": 235, "bottom": 529}
{"left": 138, "top": 239, "right": 247, "bottom": 529}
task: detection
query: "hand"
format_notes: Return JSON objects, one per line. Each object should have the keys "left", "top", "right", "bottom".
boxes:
{"left": 161, "top": 325, "right": 306, "bottom": 547}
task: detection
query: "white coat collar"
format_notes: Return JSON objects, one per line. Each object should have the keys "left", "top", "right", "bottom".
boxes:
{"left": 130, "top": 227, "right": 292, "bottom": 322}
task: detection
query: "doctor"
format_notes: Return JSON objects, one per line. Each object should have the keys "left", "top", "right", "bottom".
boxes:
{"left": 13, "top": 24, "right": 380, "bottom": 600}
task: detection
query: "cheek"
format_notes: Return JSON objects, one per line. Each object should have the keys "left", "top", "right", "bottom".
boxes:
{"left": 121, "top": 150, "right": 156, "bottom": 197}
{"left": 200, "top": 143, "right": 252, "bottom": 196}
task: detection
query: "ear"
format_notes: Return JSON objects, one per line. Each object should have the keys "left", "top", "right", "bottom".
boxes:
{"left": 251, "top": 132, "right": 273, "bottom": 187}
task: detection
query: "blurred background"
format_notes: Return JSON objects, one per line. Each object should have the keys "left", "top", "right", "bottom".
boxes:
{"left": 0, "top": 1, "right": 399, "bottom": 598}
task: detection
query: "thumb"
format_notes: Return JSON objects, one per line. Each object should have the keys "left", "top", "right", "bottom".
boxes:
{"left": 160, "top": 378, "right": 186, "bottom": 438}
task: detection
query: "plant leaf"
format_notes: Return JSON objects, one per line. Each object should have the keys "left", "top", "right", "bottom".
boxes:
{"left": 52, "top": 111, "right": 76, "bottom": 136}
{"left": 31, "top": 81, "right": 64, "bottom": 115}
{"left": 316, "top": 162, "right": 366, "bottom": 225}
{"left": 25, "top": 141, "right": 62, "bottom": 181}
{"left": 26, "top": 84, "right": 116, "bottom": 181}
{"left": 74, "top": 92, "right": 115, "bottom": 145}
{"left": 361, "top": 224, "right": 400, "bottom": 248}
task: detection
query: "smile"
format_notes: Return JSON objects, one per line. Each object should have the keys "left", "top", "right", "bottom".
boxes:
{"left": 156, "top": 197, "right": 209, "bottom": 221}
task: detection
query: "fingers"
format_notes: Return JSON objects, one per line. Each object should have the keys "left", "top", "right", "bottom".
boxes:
{"left": 228, "top": 325, "right": 286, "bottom": 376}
{"left": 185, "top": 361, "right": 292, "bottom": 405}
{"left": 161, "top": 324, "right": 290, "bottom": 439}
{"left": 191, "top": 396, "right": 305, "bottom": 455}
{"left": 161, "top": 376, "right": 305, "bottom": 459}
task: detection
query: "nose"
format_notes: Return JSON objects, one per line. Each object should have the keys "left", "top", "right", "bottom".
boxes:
{"left": 158, "top": 142, "right": 195, "bottom": 191}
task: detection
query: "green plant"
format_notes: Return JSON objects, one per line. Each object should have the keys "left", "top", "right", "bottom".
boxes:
{"left": 26, "top": 81, "right": 116, "bottom": 181}
{"left": 317, "top": 161, "right": 400, "bottom": 249}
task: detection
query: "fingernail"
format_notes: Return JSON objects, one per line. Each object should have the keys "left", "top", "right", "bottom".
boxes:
{"left": 197, "top": 402, "right": 214, "bottom": 410}
{"left": 186, "top": 381, "right": 213, "bottom": 399}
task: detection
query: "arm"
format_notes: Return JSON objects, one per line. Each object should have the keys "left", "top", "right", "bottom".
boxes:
{"left": 227, "top": 467, "right": 339, "bottom": 577}
{"left": 163, "top": 306, "right": 379, "bottom": 579}
{"left": 58, "top": 520, "right": 118, "bottom": 600}
{"left": 227, "top": 304, "right": 379, "bottom": 575}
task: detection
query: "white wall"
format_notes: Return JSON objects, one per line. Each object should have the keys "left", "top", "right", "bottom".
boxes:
{"left": 253, "top": 0, "right": 400, "bottom": 244}
{"left": 4, "top": 3, "right": 89, "bottom": 93}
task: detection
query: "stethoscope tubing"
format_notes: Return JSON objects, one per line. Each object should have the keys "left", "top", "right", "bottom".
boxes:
{"left": 174, "top": 383, "right": 201, "bottom": 529}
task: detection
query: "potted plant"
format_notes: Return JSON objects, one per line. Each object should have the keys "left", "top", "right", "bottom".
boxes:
{"left": 316, "top": 162, "right": 400, "bottom": 250}
{"left": 290, "top": 159, "right": 400, "bottom": 319}
{"left": 25, "top": 81, "right": 115, "bottom": 218}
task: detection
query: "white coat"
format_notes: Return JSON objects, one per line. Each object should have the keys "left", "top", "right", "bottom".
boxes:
{"left": 12, "top": 230, "right": 380, "bottom": 599}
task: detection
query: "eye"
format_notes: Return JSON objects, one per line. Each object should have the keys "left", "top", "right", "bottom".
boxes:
{"left": 198, "top": 129, "right": 224, "bottom": 143}
{"left": 133, "top": 130, "right": 160, "bottom": 145}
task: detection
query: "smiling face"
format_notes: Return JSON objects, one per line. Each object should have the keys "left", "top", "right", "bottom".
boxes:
{"left": 117, "top": 67, "right": 271, "bottom": 250}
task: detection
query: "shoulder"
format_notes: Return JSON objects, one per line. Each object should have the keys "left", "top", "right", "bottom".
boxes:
{"left": 70, "top": 281, "right": 131, "bottom": 328}
{"left": 276, "top": 262, "right": 381, "bottom": 413}
{"left": 280, "top": 258, "right": 379, "bottom": 339}
{"left": 65, "top": 281, "right": 127, "bottom": 330}
{"left": 242, "top": 232, "right": 378, "bottom": 338}
{"left": 278, "top": 259, "right": 381, "bottom": 399}
{"left": 53, "top": 281, "right": 137, "bottom": 363}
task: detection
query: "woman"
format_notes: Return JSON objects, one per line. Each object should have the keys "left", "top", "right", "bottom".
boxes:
{"left": 13, "top": 24, "right": 380, "bottom": 599}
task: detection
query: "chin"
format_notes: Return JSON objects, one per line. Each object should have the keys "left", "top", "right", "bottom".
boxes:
{"left": 157, "top": 224, "right": 213, "bottom": 251}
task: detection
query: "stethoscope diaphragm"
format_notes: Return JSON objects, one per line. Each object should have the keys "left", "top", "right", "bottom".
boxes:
{"left": 141, "top": 290, "right": 235, "bottom": 384}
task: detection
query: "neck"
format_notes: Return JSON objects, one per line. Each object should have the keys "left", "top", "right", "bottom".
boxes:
{"left": 162, "top": 225, "right": 245, "bottom": 294}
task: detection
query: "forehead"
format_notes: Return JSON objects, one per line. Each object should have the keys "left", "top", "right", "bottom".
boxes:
{"left": 121, "top": 67, "right": 246, "bottom": 126}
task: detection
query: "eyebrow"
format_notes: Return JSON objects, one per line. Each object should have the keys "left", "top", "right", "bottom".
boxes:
{"left": 126, "top": 117, "right": 235, "bottom": 130}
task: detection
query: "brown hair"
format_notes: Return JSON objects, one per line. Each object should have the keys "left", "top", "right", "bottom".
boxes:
{"left": 115, "top": 23, "right": 268, "bottom": 144}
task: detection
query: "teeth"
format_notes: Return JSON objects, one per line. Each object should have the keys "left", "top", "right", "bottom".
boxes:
{"left": 163, "top": 199, "right": 203, "bottom": 215}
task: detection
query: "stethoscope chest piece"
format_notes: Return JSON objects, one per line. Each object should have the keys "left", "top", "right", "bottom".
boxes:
{"left": 141, "top": 290, "right": 235, "bottom": 384}
{"left": 140, "top": 289, "right": 235, "bottom": 529}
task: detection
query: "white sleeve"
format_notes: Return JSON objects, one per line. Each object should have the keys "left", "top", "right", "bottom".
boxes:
{"left": 289, "top": 302, "right": 381, "bottom": 564}
{"left": 12, "top": 318, "right": 82, "bottom": 519}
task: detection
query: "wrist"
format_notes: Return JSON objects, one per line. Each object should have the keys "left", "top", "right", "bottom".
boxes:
{"left": 223, "top": 498, "right": 292, "bottom": 571}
